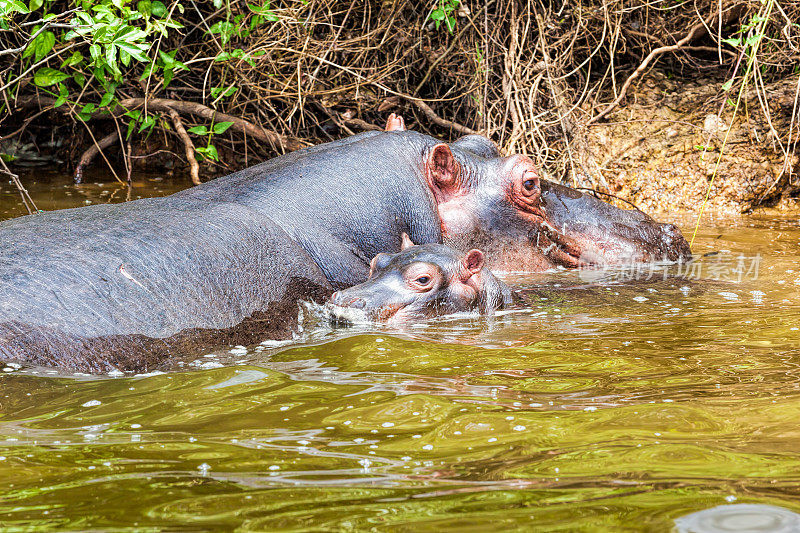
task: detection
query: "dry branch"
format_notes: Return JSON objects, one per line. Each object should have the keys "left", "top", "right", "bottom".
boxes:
{"left": 409, "top": 99, "right": 479, "bottom": 136}
{"left": 588, "top": 12, "right": 720, "bottom": 125}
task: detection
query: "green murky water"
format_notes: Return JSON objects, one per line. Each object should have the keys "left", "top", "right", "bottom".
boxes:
{"left": 2, "top": 173, "right": 800, "bottom": 531}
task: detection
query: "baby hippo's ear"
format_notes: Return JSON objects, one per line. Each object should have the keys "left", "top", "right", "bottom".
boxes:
{"left": 400, "top": 232, "right": 416, "bottom": 250}
{"left": 463, "top": 249, "right": 485, "bottom": 277}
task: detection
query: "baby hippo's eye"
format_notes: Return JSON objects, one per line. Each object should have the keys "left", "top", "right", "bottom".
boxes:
{"left": 406, "top": 264, "right": 437, "bottom": 291}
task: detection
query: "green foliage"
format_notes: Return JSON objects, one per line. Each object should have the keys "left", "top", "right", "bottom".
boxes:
{"left": 23, "top": 29, "right": 55, "bottom": 62}
{"left": 187, "top": 121, "right": 233, "bottom": 162}
{"left": 427, "top": 0, "right": 459, "bottom": 33}
{"left": 1, "top": 0, "right": 281, "bottom": 169}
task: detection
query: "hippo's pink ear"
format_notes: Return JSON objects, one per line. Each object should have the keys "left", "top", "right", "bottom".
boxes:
{"left": 427, "top": 144, "right": 461, "bottom": 203}
{"left": 400, "top": 232, "right": 415, "bottom": 250}
{"left": 385, "top": 113, "right": 405, "bottom": 131}
{"left": 463, "top": 249, "right": 484, "bottom": 276}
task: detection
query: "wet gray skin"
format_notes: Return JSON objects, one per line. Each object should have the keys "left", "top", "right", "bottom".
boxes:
{"left": 329, "top": 236, "right": 511, "bottom": 323}
{"left": 439, "top": 134, "right": 692, "bottom": 271}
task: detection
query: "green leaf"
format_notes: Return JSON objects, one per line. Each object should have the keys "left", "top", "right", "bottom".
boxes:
{"left": 124, "top": 109, "right": 142, "bottom": 120}
{"left": 136, "top": 0, "right": 152, "bottom": 16}
{"left": 722, "top": 37, "right": 741, "bottom": 48}
{"left": 721, "top": 79, "right": 734, "bottom": 92}
{"left": 126, "top": 119, "right": 137, "bottom": 140}
{"left": 213, "top": 121, "right": 234, "bottom": 134}
{"left": 99, "top": 91, "right": 115, "bottom": 107}
{"left": 28, "top": 0, "right": 44, "bottom": 9}
{"left": 187, "top": 125, "right": 208, "bottom": 135}
{"left": 81, "top": 103, "right": 96, "bottom": 114}
{"left": 196, "top": 144, "right": 219, "bottom": 161}
{"left": 158, "top": 49, "right": 175, "bottom": 66}
{"left": 139, "top": 62, "right": 157, "bottom": 81}
{"left": 89, "top": 44, "right": 101, "bottom": 62}
{"left": 119, "top": 47, "right": 131, "bottom": 67}
{"left": 151, "top": 1, "right": 166, "bottom": 17}
{"left": 138, "top": 114, "right": 155, "bottom": 133}
{"left": 61, "top": 51, "right": 84, "bottom": 68}
{"left": 24, "top": 30, "right": 55, "bottom": 62}
{"left": 210, "top": 86, "right": 237, "bottom": 99}
{"left": 72, "top": 71, "right": 85, "bottom": 87}
{"left": 33, "top": 67, "right": 70, "bottom": 87}
{"left": 744, "top": 34, "right": 759, "bottom": 48}
{"left": 205, "top": 144, "right": 218, "bottom": 160}
{"left": 162, "top": 67, "right": 173, "bottom": 87}
{"left": 3, "top": 1, "right": 29, "bottom": 15}
{"left": 117, "top": 42, "right": 149, "bottom": 62}
{"left": 53, "top": 83, "right": 68, "bottom": 107}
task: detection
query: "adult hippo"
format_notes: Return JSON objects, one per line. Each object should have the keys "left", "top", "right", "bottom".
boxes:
{"left": 0, "top": 116, "right": 690, "bottom": 371}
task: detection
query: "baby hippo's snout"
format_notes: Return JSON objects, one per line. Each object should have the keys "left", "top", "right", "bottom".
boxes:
{"left": 328, "top": 234, "right": 512, "bottom": 324}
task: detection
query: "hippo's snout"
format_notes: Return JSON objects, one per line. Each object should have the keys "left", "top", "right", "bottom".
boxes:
{"left": 330, "top": 292, "right": 366, "bottom": 309}
{"left": 658, "top": 222, "right": 693, "bottom": 261}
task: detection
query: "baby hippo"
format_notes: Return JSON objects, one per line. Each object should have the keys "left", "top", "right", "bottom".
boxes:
{"left": 329, "top": 234, "right": 512, "bottom": 323}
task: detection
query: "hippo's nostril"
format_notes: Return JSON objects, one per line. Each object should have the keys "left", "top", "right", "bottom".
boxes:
{"left": 350, "top": 298, "right": 366, "bottom": 309}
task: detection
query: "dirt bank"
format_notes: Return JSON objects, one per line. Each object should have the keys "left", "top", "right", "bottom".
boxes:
{"left": 576, "top": 72, "right": 799, "bottom": 214}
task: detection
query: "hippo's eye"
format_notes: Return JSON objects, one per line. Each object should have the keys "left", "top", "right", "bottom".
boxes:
{"left": 416, "top": 276, "right": 431, "bottom": 285}
{"left": 523, "top": 179, "right": 536, "bottom": 191}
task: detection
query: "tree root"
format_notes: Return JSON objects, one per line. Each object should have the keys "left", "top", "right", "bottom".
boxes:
{"left": 74, "top": 131, "right": 120, "bottom": 183}
{"left": 118, "top": 98, "right": 308, "bottom": 152}
{"left": 168, "top": 109, "right": 200, "bottom": 185}
{"left": 21, "top": 96, "right": 310, "bottom": 183}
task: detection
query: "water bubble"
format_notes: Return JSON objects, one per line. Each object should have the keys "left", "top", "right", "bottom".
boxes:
{"left": 82, "top": 400, "right": 101, "bottom": 407}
